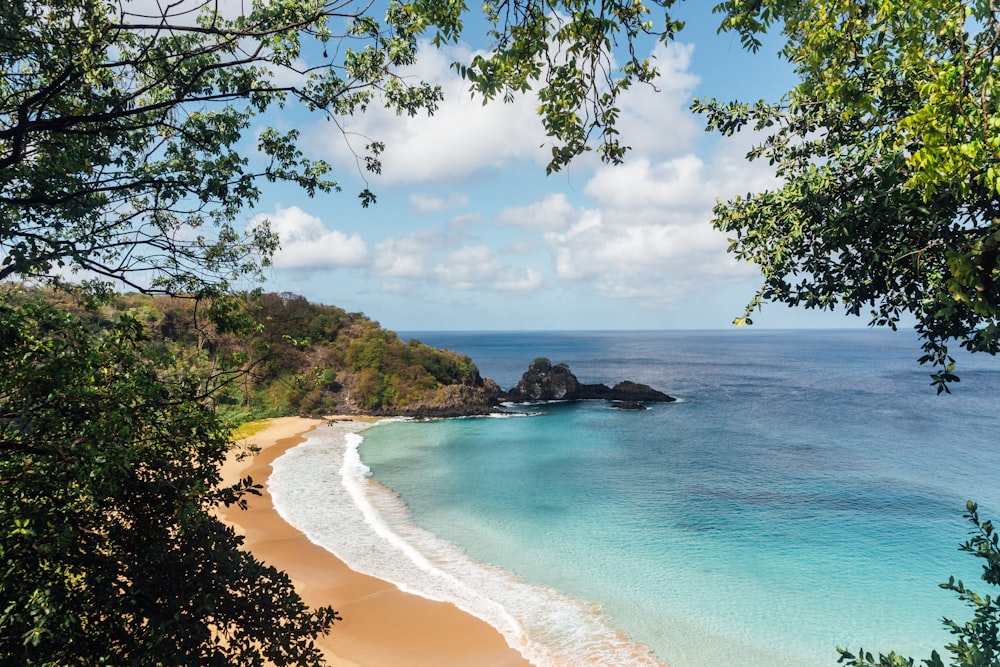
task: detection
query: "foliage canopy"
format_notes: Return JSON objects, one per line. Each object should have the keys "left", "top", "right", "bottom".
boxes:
{"left": 0, "top": 288, "right": 338, "bottom": 664}
{"left": 86, "top": 290, "right": 497, "bottom": 419}
{"left": 2, "top": 0, "right": 683, "bottom": 660}
{"left": 697, "top": 0, "right": 1000, "bottom": 391}
{"left": 1, "top": 0, "right": 680, "bottom": 294}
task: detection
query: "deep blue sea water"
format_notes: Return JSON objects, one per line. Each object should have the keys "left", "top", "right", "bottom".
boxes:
{"left": 270, "top": 330, "right": 1000, "bottom": 667}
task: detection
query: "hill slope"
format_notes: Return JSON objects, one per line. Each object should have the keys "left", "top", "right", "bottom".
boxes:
{"left": 59, "top": 290, "right": 502, "bottom": 419}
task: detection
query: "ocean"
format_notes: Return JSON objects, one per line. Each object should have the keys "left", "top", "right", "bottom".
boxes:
{"left": 268, "top": 329, "right": 1000, "bottom": 666}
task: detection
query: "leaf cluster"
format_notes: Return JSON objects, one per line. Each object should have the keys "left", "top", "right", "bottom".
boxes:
{"left": 697, "top": 0, "right": 1000, "bottom": 390}
{"left": 0, "top": 287, "right": 338, "bottom": 665}
{"left": 453, "top": 0, "right": 684, "bottom": 172}
{"left": 0, "top": 0, "right": 447, "bottom": 293}
{"left": 243, "top": 293, "right": 486, "bottom": 414}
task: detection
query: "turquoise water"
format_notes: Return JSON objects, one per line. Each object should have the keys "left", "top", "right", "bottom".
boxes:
{"left": 272, "top": 330, "right": 1000, "bottom": 666}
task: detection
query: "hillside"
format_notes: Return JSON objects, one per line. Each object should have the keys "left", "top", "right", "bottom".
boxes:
{"left": 48, "top": 290, "right": 502, "bottom": 420}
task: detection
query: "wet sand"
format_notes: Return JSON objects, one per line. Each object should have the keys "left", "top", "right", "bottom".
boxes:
{"left": 218, "top": 416, "right": 532, "bottom": 667}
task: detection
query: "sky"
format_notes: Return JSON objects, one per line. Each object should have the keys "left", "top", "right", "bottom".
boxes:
{"left": 243, "top": 2, "right": 864, "bottom": 333}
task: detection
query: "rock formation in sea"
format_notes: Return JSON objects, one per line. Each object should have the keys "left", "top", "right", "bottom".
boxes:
{"left": 611, "top": 401, "right": 648, "bottom": 410}
{"left": 502, "top": 358, "right": 675, "bottom": 404}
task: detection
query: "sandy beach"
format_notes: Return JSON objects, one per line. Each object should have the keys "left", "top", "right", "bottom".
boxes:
{"left": 218, "top": 416, "right": 532, "bottom": 667}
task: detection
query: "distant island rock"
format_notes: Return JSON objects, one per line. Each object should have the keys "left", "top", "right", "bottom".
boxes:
{"left": 611, "top": 401, "right": 648, "bottom": 410}
{"left": 501, "top": 358, "right": 675, "bottom": 404}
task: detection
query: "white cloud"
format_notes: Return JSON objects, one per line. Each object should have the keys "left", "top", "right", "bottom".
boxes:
{"left": 309, "top": 42, "right": 550, "bottom": 184}
{"left": 371, "top": 231, "right": 544, "bottom": 293}
{"left": 494, "top": 269, "right": 545, "bottom": 292}
{"left": 372, "top": 234, "right": 436, "bottom": 279}
{"left": 433, "top": 245, "right": 543, "bottom": 292}
{"left": 433, "top": 245, "right": 502, "bottom": 288}
{"left": 410, "top": 192, "right": 470, "bottom": 213}
{"left": 252, "top": 205, "right": 368, "bottom": 270}
{"left": 494, "top": 193, "right": 579, "bottom": 232}
{"left": 447, "top": 213, "right": 480, "bottom": 231}
{"left": 530, "top": 135, "right": 778, "bottom": 300}
{"left": 502, "top": 238, "right": 539, "bottom": 255}
{"left": 379, "top": 280, "right": 418, "bottom": 296}
{"left": 355, "top": 128, "right": 777, "bottom": 303}
{"left": 545, "top": 211, "right": 604, "bottom": 280}
{"left": 615, "top": 42, "right": 702, "bottom": 160}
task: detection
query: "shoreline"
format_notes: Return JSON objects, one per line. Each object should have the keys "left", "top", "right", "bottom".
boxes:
{"left": 217, "top": 416, "right": 531, "bottom": 667}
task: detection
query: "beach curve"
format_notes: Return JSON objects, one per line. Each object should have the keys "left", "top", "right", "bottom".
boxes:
{"left": 217, "top": 415, "right": 532, "bottom": 667}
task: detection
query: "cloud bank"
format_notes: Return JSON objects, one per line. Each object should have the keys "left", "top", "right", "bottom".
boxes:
{"left": 254, "top": 36, "right": 781, "bottom": 326}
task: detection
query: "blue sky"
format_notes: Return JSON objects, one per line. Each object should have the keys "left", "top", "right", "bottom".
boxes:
{"left": 246, "top": 3, "right": 864, "bottom": 332}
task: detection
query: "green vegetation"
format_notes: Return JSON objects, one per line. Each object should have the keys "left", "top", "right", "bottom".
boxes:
{"left": 696, "top": 2, "right": 1000, "bottom": 663}
{"left": 229, "top": 419, "right": 271, "bottom": 441}
{"left": 237, "top": 291, "right": 493, "bottom": 417}
{"left": 698, "top": 0, "right": 1000, "bottom": 392}
{"left": 20, "top": 288, "right": 496, "bottom": 421}
{"left": 1, "top": 0, "right": 680, "bottom": 661}
{"left": 0, "top": 288, "right": 337, "bottom": 664}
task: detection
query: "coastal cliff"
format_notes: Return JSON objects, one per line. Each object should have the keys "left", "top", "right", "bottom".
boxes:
{"left": 29, "top": 289, "right": 500, "bottom": 419}
{"left": 26, "top": 289, "right": 671, "bottom": 418}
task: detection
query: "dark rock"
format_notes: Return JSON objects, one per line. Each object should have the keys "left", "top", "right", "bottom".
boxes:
{"left": 608, "top": 380, "right": 674, "bottom": 402}
{"left": 502, "top": 357, "right": 581, "bottom": 401}
{"left": 502, "top": 359, "right": 675, "bottom": 403}
{"left": 612, "top": 401, "right": 648, "bottom": 410}
{"left": 355, "top": 357, "right": 675, "bottom": 420}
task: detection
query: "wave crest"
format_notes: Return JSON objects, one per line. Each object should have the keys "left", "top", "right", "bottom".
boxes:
{"left": 269, "top": 422, "right": 663, "bottom": 667}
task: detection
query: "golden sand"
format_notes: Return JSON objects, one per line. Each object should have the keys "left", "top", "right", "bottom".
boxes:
{"left": 218, "top": 416, "right": 532, "bottom": 667}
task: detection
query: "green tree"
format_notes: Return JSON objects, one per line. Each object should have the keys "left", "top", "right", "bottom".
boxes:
{"left": 692, "top": 2, "right": 1000, "bottom": 664}
{"left": 695, "top": 0, "right": 1000, "bottom": 392}
{"left": 1, "top": 0, "right": 680, "bottom": 295}
{"left": 1, "top": 1, "right": 685, "bottom": 661}
{"left": 0, "top": 289, "right": 338, "bottom": 664}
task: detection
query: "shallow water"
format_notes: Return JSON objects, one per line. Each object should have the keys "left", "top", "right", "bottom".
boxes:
{"left": 272, "top": 330, "right": 1000, "bottom": 666}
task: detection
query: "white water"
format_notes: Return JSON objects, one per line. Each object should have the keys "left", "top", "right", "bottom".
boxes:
{"left": 268, "top": 422, "right": 663, "bottom": 666}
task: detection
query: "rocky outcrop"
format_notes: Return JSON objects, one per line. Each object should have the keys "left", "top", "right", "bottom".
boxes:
{"left": 612, "top": 401, "right": 648, "bottom": 410}
{"left": 604, "top": 380, "right": 676, "bottom": 402}
{"left": 502, "top": 358, "right": 675, "bottom": 404}
{"left": 364, "top": 378, "right": 504, "bottom": 418}
{"left": 502, "top": 358, "right": 582, "bottom": 401}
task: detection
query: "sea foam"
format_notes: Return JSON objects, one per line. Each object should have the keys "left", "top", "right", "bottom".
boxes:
{"left": 269, "top": 421, "right": 663, "bottom": 667}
